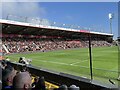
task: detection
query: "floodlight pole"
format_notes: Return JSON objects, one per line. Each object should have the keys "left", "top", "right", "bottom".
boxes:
{"left": 88, "top": 33, "right": 93, "bottom": 80}
{"left": 6, "top": 14, "right": 10, "bottom": 20}
{"left": 110, "top": 18, "right": 112, "bottom": 34}
{"left": 109, "top": 13, "right": 113, "bottom": 34}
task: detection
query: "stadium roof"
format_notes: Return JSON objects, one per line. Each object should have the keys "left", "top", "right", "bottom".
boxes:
{"left": 1, "top": 19, "right": 113, "bottom": 38}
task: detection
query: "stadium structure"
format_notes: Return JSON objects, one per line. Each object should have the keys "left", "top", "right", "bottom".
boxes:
{"left": 1, "top": 18, "right": 113, "bottom": 54}
{"left": 0, "top": 15, "right": 118, "bottom": 90}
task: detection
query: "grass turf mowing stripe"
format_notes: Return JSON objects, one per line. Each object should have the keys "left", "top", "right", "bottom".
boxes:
{"left": 5, "top": 46, "right": 118, "bottom": 84}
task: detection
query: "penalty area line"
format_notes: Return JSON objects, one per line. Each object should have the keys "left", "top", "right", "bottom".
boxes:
{"left": 70, "top": 60, "right": 88, "bottom": 65}
{"left": 32, "top": 57, "right": 88, "bottom": 67}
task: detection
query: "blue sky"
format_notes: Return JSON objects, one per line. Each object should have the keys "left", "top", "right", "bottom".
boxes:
{"left": 2, "top": 2, "right": 118, "bottom": 39}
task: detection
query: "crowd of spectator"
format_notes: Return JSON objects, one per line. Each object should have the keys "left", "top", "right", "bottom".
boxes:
{"left": 0, "top": 60, "right": 80, "bottom": 90}
{"left": 2, "top": 37, "right": 112, "bottom": 54}
{"left": 83, "top": 40, "right": 112, "bottom": 47}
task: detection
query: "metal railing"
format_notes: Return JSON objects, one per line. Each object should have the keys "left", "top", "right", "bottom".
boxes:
{"left": 4, "top": 14, "right": 107, "bottom": 33}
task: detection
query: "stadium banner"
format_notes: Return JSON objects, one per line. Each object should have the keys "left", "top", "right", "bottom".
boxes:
{"left": 80, "top": 30, "right": 90, "bottom": 33}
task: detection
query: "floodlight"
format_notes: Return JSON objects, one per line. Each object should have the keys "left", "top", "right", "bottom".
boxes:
{"left": 109, "top": 13, "right": 113, "bottom": 19}
{"left": 108, "top": 13, "right": 114, "bottom": 34}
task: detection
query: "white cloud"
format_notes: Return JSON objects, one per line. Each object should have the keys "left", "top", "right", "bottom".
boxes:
{"left": 2, "top": 1, "right": 46, "bottom": 19}
{"left": 1, "top": 1, "right": 52, "bottom": 26}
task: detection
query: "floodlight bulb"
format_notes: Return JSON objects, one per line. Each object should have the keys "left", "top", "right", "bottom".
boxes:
{"left": 109, "top": 13, "right": 112, "bottom": 19}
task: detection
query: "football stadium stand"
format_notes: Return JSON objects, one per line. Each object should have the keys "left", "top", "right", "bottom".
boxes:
{"left": 0, "top": 17, "right": 118, "bottom": 90}
{"left": 2, "top": 37, "right": 112, "bottom": 54}
{"left": 1, "top": 18, "right": 113, "bottom": 54}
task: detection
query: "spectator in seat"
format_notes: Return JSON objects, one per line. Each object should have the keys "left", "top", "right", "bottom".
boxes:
{"left": 58, "top": 84, "right": 68, "bottom": 90}
{"left": 13, "top": 72, "right": 32, "bottom": 90}
{"left": 2, "top": 65, "right": 16, "bottom": 89}
{"left": 33, "top": 76, "right": 46, "bottom": 90}
{"left": 69, "top": 85, "right": 79, "bottom": 90}
{"left": 1, "top": 60, "right": 7, "bottom": 69}
{"left": 20, "top": 65, "right": 29, "bottom": 72}
{"left": 0, "top": 66, "right": 2, "bottom": 90}
{"left": 32, "top": 76, "right": 39, "bottom": 88}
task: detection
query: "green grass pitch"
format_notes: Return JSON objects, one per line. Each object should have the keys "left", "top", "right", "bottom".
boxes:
{"left": 5, "top": 46, "right": 118, "bottom": 84}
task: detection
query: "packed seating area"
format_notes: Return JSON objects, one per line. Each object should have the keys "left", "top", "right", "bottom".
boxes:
{"left": 2, "top": 37, "right": 112, "bottom": 54}
{"left": 0, "top": 60, "right": 80, "bottom": 90}
{"left": 84, "top": 40, "right": 112, "bottom": 47}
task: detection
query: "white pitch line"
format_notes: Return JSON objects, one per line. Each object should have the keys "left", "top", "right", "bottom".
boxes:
{"left": 35, "top": 59, "right": 88, "bottom": 67}
{"left": 35, "top": 59, "right": 118, "bottom": 73}
{"left": 31, "top": 57, "right": 91, "bottom": 69}
{"left": 70, "top": 60, "right": 88, "bottom": 65}
{"left": 70, "top": 62, "right": 80, "bottom": 65}
{"left": 39, "top": 60, "right": 70, "bottom": 66}
{"left": 32, "top": 57, "right": 88, "bottom": 67}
